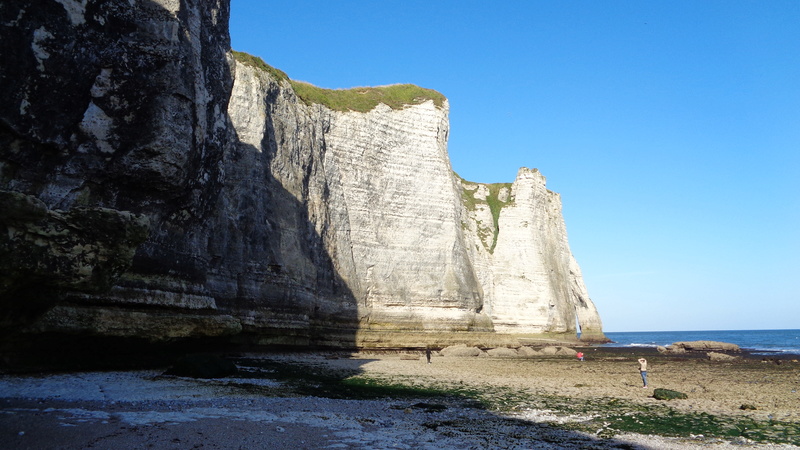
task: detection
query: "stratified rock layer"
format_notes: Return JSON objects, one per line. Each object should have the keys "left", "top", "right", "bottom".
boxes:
{"left": 0, "top": 190, "right": 149, "bottom": 330}
{"left": 0, "top": 0, "right": 605, "bottom": 365}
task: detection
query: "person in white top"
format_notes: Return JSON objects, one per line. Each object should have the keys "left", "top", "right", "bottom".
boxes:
{"left": 638, "top": 358, "right": 648, "bottom": 388}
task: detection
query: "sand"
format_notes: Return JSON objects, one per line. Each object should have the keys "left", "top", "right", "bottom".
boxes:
{"left": 1, "top": 348, "right": 798, "bottom": 449}
{"left": 351, "top": 347, "right": 800, "bottom": 422}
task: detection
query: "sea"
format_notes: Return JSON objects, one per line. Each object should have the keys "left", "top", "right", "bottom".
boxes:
{"left": 600, "top": 329, "right": 800, "bottom": 356}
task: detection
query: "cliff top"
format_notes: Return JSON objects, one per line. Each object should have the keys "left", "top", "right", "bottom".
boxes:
{"left": 232, "top": 50, "right": 446, "bottom": 112}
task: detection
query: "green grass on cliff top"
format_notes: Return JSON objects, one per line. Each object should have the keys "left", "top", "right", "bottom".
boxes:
{"left": 231, "top": 50, "right": 290, "bottom": 83}
{"left": 232, "top": 50, "right": 445, "bottom": 112}
{"left": 290, "top": 81, "right": 445, "bottom": 112}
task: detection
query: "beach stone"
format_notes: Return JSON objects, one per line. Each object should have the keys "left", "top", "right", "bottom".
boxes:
{"left": 671, "top": 341, "right": 740, "bottom": 352}
{"left": 707, "top": 352, "right": 741, "bottom": 361}
{"left": 555, "top": 347, "right": 577, "bottom": 356}
{"left": 653, "top": 388, "right": 688, "bottom": 400}
{"left": 540, "top": 346, "right": 559, "bottom": 355}
{"left": 486, "top": 347, "right": 519, "bottom": 357}
{"left": 164, "top": 354, "right": 238, "bottom": 378}
{"left": 662, "top": 345, "right": 686, "bottom": 354}
{"left": 440, "top": 344, "right": 482, "bottom": 357}
{"left": 518, "top": 346, "right": 541, "bottom": 356}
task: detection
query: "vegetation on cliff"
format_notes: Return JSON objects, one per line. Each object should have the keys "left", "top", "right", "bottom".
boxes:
{"left": 231, "top": 50, "right": 290, "bottom": 83}
{"left": 457, "top": 174, "right": 513, "bottom": 253}
{"left": 290, "top": 81, "right": 445, "bottom": 112}
{"left": 232, "top": 50, "right": 445, "bottom": 112}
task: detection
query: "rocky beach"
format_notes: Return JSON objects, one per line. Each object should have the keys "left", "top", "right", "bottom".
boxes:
{"left": 1, "top": 347, "right": 798, "bottom": 449}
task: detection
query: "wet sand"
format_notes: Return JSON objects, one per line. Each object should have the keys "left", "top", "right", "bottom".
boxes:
{"left": 0, "top": 347, "right": 798, "bottom": 449}
{"left": 361, "top": 346, "right": 800, "bottom": 422}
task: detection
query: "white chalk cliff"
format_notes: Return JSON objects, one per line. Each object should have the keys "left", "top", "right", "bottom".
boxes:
{"left": 462, "top": 169, "right": 604, "bottom": 339}
{"left": 0, "top": 0, "right": 605, "bottom": 365}
{"left": 226, "top": 58, "right": 606, "bottom": 344}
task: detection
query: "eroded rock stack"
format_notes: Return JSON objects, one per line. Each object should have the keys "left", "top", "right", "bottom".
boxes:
{"left": 461, "top": 169, "right": 605, "bottom": 340}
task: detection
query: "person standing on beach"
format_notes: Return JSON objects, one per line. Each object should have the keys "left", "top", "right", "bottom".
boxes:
{"left": 638, "top": 358, "right": 648, "bottom": 388}
{"left": 426, "top": 348, "right": 432, "bottom": 364}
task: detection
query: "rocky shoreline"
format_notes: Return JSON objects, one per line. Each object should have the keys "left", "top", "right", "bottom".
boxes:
{"left": 1, "top": 346, "right": 798, "bottom": 449}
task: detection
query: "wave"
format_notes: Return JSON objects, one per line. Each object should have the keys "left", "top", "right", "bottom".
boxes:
{"left": 746, "top": 348, "right": 800, "bottom": 356}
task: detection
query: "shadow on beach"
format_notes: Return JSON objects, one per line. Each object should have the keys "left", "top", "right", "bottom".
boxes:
{"left": 5, "top": 346, "right": 799, "bottom": 449}
{"left": 0, "top": 351, "right": 647, "bottom": 449}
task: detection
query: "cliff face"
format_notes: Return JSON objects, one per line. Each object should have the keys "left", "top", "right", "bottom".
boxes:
{"left": 1, "top": 0, "right": 246, "bottom": 359}
{"left": 460, "top": 170, "right": 605, "bottom": 340}
{"left": 226, "top": 62, "right": 493, "bottom": 347}
{"left": 0, "top": 0, "right": 604, "bottom": 365}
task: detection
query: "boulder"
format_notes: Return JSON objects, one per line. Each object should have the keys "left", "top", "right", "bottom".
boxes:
{"left": 486, "top": 347, "right": 519, "bottom": 357}
{"left": 440, "top": 344, "right": 483, "bottom": 357}
{"left": 555, "top": 347, "right": 577, "bottom": 356}
{"left": 538, "top": 346, "right": 577, "bottom": 356}
{"left": 707, "top": 352, "right": 741, "bottom": 361}
{"left": 660, "top": 345, "right": 686, "bottom": 354}
{"left": 653, "top": 388, "right": 688, "bottom": 400}
{"left": 671, "top": 341, "right": 740, "bottom": 352}
{"left": 518, "top": 346, "right": 541, "bottom": 357}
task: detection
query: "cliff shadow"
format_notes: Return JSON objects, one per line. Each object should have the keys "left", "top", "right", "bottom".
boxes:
{"left": 200, "top": 129, "right": 363, "bottom": 352}
{"left": 0, "top": 0, "right": 365, "bottom": 369}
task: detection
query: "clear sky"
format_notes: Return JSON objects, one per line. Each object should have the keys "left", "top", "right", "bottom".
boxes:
{"left": 230, "top": 1, "right": 800, "bottom": 332}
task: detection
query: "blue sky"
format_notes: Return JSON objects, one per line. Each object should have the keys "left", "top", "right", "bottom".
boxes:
{"left": 230, "top": 1, "right": 800, "bottom": 332}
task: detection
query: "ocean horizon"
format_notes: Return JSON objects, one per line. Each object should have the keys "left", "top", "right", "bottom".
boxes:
{"left": 597, "top": 329, "right": 800, "bottom": 355}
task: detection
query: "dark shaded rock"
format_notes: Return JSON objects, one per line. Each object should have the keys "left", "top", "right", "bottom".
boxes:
{"left": 740, "top": 404, "right": 757, "bottom": 410}
{"left": 653, "top": 388, "right": 688, "bottom": 400}
{"left": 0, "top": 0, "right": 361, "bottom": 357}
{"left": 0, "top": 190, "right": 149, "bottom": 329}
{"left": 165, "top": 353, "right": 238, "bottom": 378}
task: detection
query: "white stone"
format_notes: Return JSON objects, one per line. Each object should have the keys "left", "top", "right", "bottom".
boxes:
{"left": 31, "top": 27, "right": 53, "bottom": 71}
{"left": 54, "top": 0, "right": 88, "bottom": 26}
{"left": 80, "top": 102, "right": 115, "bottom": 154}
